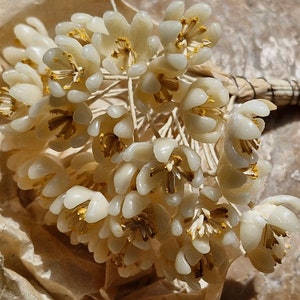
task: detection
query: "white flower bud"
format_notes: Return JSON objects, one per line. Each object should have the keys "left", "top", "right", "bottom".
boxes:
{"left": 159, "top": 20, "right": 182, "bottom": 46}
{"left": 73, "top": 102, "right": 92, "bottom": 124}
{"left": 192, "top": 237, "right": 210, "bottom": 254}
{"left": 10, "top": 115, "right": 35, "bottom": 132}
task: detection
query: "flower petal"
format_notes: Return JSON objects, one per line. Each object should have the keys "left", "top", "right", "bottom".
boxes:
{"left": 153, "top": 138, "right": 178, "bottom": 163}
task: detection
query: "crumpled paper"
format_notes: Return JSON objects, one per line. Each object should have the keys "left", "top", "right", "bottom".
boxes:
{"left": 0, "top": 0, "right": 299, "bottom": 299}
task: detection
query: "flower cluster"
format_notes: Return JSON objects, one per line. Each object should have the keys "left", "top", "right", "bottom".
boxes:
{"left": 0, "top": 0, "right": 299, "bottom": 292}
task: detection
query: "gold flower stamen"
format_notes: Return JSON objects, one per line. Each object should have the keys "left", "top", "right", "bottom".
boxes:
{"left": 121, "top": 213, "right": 155, "bottom": 242}
{"left": 47, "top": 52, "right": 85, "bottom": 90}
{"left": 150, "top": 154, "right": 194, "bottom": 194}
{"left": 48, "top": 108, "right": 76, "bottom": 139}
{"left": 176, "top": 18, "right": 210, "bottom": 55}
{"left": 112, "top": 37, "right": 137, "bottom": 70}
{"left": 99, "top": 132, "right": 125, "bottom": 158}
{"left": 154, "top": 74, "right": 179, "bottom": 103}
{"left": 0, "top": 87, "right": 17, "bottom": 117}
{"left": 67, "top": 28, "right": 91, "bottom": 45}
{"left": 241, "top": 163, "right": 259, "bottom": 179}
{"left": 240, "top": 138, "right": 260, "bottom": 154}
{"left": 66, "top": 203, "right": 90, "bottom": 234}
{"left": 187, "top": 206, "right": 230, "bottom": 239}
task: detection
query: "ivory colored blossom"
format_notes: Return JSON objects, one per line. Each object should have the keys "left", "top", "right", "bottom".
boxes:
{"left": 240, "top": 195, "right": 300, "bottom": 273}
{"left": 159, "top": 1, "right": 221, "bottom": 69}
{"left": 180, "top": 77, "right": 229, "bottom": 143}
{"left": 0, "top": 0, "right": 299, "bottom": 292}
{"left": 98, "top": 10, "right": 160, "bottom": 77}
{"left": 123, "top": 137, "right": 203, "bottom": 206}
{"left": 224, "top": 99, "right": 276, "bottom": 169}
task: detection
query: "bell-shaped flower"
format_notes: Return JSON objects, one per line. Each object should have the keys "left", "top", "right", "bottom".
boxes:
{"left": 3, "top": 17, "right": 56, "bottom": 73}
{"left": 43, "top": 37, "right": 103, "bottom": 103}
{"left": 2, "top": 62, "right": 45, "bottom": 107}
{"left": 224, "top": 99, "right": 276, "bottom": 169}
{"left": 180, "top": 77, "right": 229, "bottom": 143}
{"left": 159, "top": 1, "right": 221, "bottom": 70}
{"left": 240, "top": 195, "right": 300, "bottom": 273}
{"left": 13, "top": 153, "right": 70, "bottom": 198}
{"left": 0, "top": 59, "right": 50, "bottom": 151}
{"left": 55, "top": 13, "right": 108, "bottom": 46}
{"left": 134, "top": 56, "right": 189, "bottom": 113}
{"left": 188, "top": 189, "right": 238, "bottom": 247}
{"left": 0, "top": 61, "right": 48, "bottom": 130}
{"left": 32, "top": 97, "right": 92, "bottom": 151}
{"left": 88, "top": 104, "right": 133, "bottom": 163}
{"left": 171, "top": 188, "right": 239, "bottom": 255}
{"left": 96, "top": 201, "right": 169, "bottom": 277}
{"left": 123, "top": 137, "right": 203, "bottom": 206}
{"left": 97, "top": 10, "right": 160, "bottom": 77}
{"left": 158, "top": 235, "right": 231, "bottom": 289}
{"left": 217, "top": 154, "right": 271, "bottom": 205}
{"left": 49, "top": 185, "right": 109, "bottom": 245}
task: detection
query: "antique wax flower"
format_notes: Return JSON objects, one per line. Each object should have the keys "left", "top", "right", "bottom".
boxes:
{"left": 98, "top": 10, "right": 160, "bottom": 77}
{"left": 180, "top": 77, "right": 229, "bottom": 143}
{"left": 0, "top": 0, "right": 299, "bottom": 296}
{"left": 123, "top": 137, "right": 203, "bottom": 206}
{"left": 2, "top": 17, "right": 56, "bottom": 71}
{"left": 89, "top": 104, "right": 133, "bottom": 163}
{"left": 159, "top": 1, "right": 221, "bottom": 70}
{"left": 224, "top": 99, "right": 276, "bottom": 169}
{"left": 240, "top": 195, "right": 300, "bottom": 273}
{"left": 43, "top": 40, "right": 103, "bottom": 103}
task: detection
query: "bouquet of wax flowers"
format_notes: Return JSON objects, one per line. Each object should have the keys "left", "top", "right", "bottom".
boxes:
{"left": 0, "top": 0, "right": 299, "bottom": 299}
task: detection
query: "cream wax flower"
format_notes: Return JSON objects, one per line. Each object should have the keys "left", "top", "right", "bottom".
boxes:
{"left": 55, "top": 13, "right": 108, "bottom": 46}
{"left": 170, "top": 188, "right": 239, "bottom": 255}
{"left": 3, "top": 17, "right": 56, "bottom": 73}
{"left": 158, "top": 236, "right": 230, "bottom": 289}
{"left": 123, "top": 137, "right": 203, "bottom": 206}
{"left": 224, "top": 99, "right": 276, "bottom": 169}
{"left": 0, "top": 63, "right": 47, "bottom": 152}
{"left": 180, "top": 77, "right": 229, "bottom": 143}
{"left": 0, "top": 62, "right": 47, "bottom": 127}
{"left": 240, "top": 195, "right": 300, "bottom": 273}
{"left": 50, "top": 185, "right": 109, "bottom": 244}
{"left": 93, "top": 201, "right": 169, "bottom": 277}
{"left": 159, "top": 1, "right": 221, "bottom": 70}
{"left": 217, "top": 154, "right": 271, "bottom": 205}
{"left": 43, "top": 37, "right": 103, "bottom": 103}
{"left": 68, "top": 152, "right": 113, "bottom": 192}
{"left": 14, "top": 153, "right": 70, "bottom": 198}
{"left": 88, "top": 104, "right": 133, "bottom": 163}
{"left": 185, "top": 188, "right": 239, "bottom": 252}
{"left": 134, "top": 56, "right": 189, "bottom": 113}
{"left": 31, "top": 97, "right": 92, "bottom": 151}
{"left": 98, "top": 10, "right": 160, "bottom": 77}
{"left": 0, "top": 43, "right": 49, "bottom": 129}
